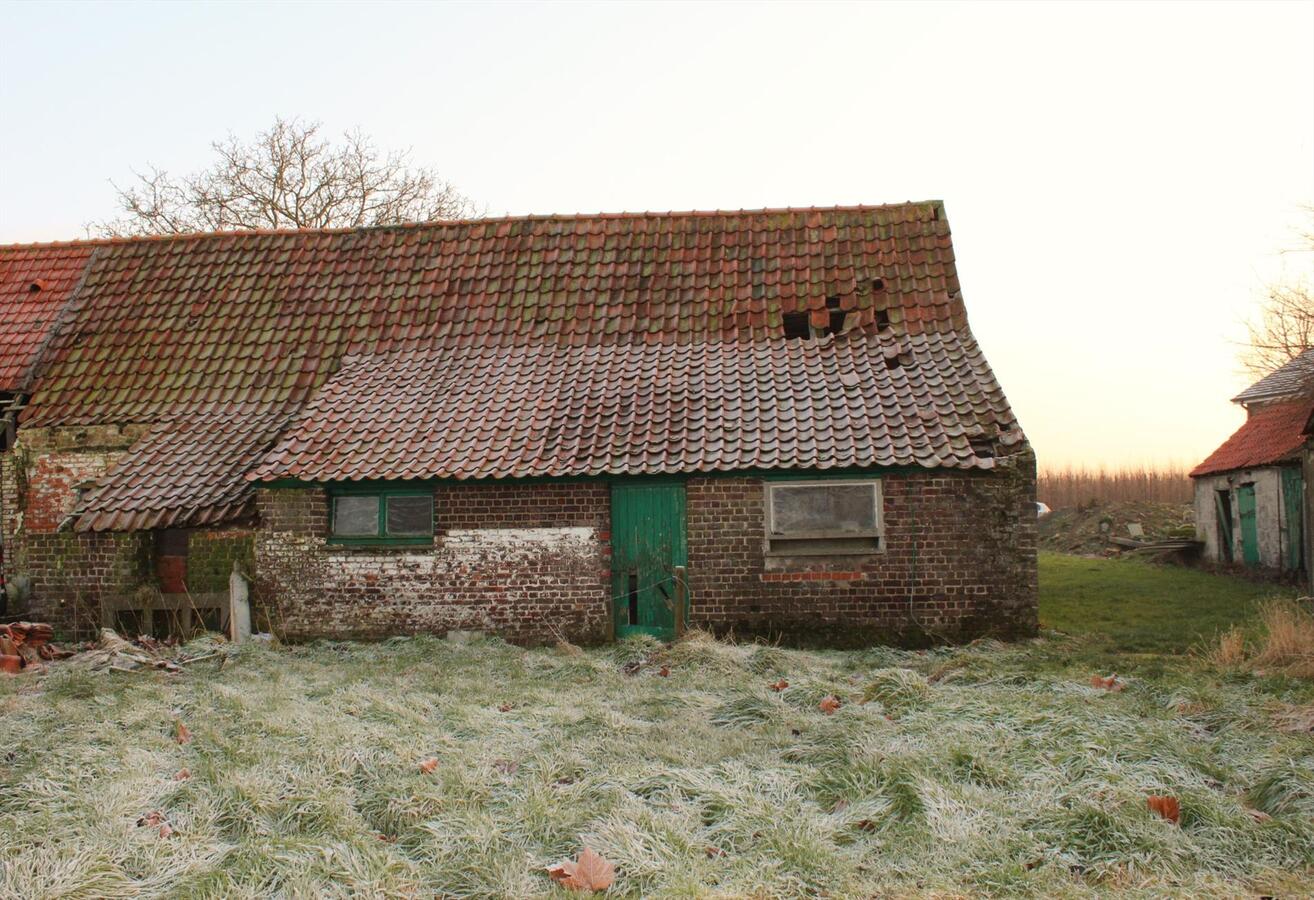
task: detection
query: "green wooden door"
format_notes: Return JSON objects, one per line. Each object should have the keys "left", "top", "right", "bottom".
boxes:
{"left": 1237, "top": 484, "right": 1260, "bottom": 567}
{"left": 611, "top": 482, "right": 687, "bottom": 639}
{"left": 1282, "top": 468, "right": 1304, "bottom": 572}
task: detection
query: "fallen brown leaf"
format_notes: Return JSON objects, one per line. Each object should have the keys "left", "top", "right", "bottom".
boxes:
{"left": 419, "top": 757, "right": 439, "bottom": 774}
{"left": 157, "top": 822, "right": 174, "bottom": 838}
{"left": 1091, "top": 674, "right": 1125, "bottom": 693}
{"left": 1245, "top": 807, "right": 1272, "bottom": 823}
{"left": 137, "top": 810, "right": 166, "bottom": 828}
{"left": 1147, "top": 795, "right": 1180, "bottom": 824}
{"left": 658, "top": 665, "right": 670, "bottom": 677}
{"left": 819, "top": 695, "right": 841, "bottom": 715}
{"left": 498, "top": 703, "right": 513, "bottom": 712}
{"left": 174, "top": 719, "right": 192, "bottom": 745}
{"left": 547, "top": 846, "right": 616, "bottom": 892}
{"left": 173, "top": 768, "right": 190, "bottom": 781}
{"left": 769, "top": 679, "right": 789, "bottom": 692}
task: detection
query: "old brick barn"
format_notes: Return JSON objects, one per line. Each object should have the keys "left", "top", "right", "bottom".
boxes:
{"left": 0, "top": 202, "right": 1036, "bottom": 645}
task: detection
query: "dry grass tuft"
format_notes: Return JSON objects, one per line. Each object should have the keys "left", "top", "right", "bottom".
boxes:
{"left": 1039, "top": 464, "right": 1193, "bottom": 509}
{"left": 1205, "top": 599, "right": 1314, "bottom": 678}
{"left": 1251, "top": 599, "right": 1314, "bottom": 677}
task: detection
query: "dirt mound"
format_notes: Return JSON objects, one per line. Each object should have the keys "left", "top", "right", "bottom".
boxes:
{"left": 1039, "top": 500, "right": 1194, "bottom": 555}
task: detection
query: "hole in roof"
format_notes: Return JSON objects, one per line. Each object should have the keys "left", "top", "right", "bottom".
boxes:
{"left": 872, "top": 278, "right": 886, "bottom": 292}
{"left": 828, "top": 309, "right": 846, "bottom": 335}
{"left": 825, "top": 295, "right": 841, "bottom": 310}
{"left": 875, "top": 310, "right": 891, "bottom": 330}
{"left": 970, "top": 439, "right": 996, "bottom": 459}
{"left": 885, "top": 354, "right": 901, "bottom": 371}
{"left": 27, "top": 280, "right": 45, "bottom": 293}
{"left": 782, "top": 312, "right": 810, "bottom": 340}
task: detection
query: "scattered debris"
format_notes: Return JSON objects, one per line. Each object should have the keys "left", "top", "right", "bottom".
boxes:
{"left": 173, "top": 768, "right": 191, "bottom": 781}
{"left": 1147, "top": 795, "right": 1181, "bottom": 824}
{"left": 658, "top": 665, "right": 671, "bottom": 677}
{"left": 49, "top": 628, "right": 232, "bottom": 676}
{"left": 769, "top": 679, "right": 789, "bottom": 692}
{"left": 174, "top": 719, "right": 192, "bottom": 745}
{"left": 819, "top": 695, "right": 842, "bottom": 715}
{"left": 547, "top": 847, "right": 616, "bottom": 893}
{"left": 419, "top": 757, "right": 439, "bottom": 774}
{"left": 498, "top": 702, "right": 513, "bottom": 712}
{"left": 1039, "top": 501, "right": 1194, "bottom": 556}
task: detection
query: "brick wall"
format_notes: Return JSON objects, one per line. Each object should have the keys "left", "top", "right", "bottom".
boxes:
{"left": 254, "top": 482, "right": 612, "bottom": 644}
{"left": 1, "top": 426, "right": 252, "bottom": 637}
{"left": 686, "top": 455, "right": 1038, "bottom": 645}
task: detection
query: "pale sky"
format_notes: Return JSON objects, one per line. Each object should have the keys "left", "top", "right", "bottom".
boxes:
{"left": 2, "top": 1, "right": 1311, "bottom": 469}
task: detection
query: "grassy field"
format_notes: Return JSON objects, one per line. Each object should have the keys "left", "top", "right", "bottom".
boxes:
{"left": 1038, "top": 552, "right": 1295, "bottom": 653}
{"left": 3, "top": 619, "right": 1313, "bottom": 897}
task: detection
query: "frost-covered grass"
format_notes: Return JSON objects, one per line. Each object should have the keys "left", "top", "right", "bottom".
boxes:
{"left": 2, "top": 631, "right": 1312, "bottom": 898}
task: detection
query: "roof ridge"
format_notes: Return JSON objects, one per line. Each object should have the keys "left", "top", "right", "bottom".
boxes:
{"left": 0, "top": 200, "right": 944, "bottom": 250}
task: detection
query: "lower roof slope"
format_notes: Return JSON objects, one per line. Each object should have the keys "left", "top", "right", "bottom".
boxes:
{"left": 1190, "top": 397, "right": 1313, "bottom": 478}
{"left": 250, "top": 329, "right": 1022, "bottom": 483}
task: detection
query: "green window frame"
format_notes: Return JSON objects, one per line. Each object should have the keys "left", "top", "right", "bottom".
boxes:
{"left": 327, "top": 486, "right": 434, "bottom": 546}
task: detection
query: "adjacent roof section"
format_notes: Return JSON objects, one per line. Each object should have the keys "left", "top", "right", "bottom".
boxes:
{"left": 1190, "top": 397, "right": 1313, "bottom": 477}
{"left": 1232, "top": 348, "right": 1314, "bottom": 405}
{"left": 73, "top": 407, "right": 292, "bottom": 532}
{"left": 251, "top": 329, "right": 1021, "bottom": 483}
{"left": 0, "top": 244, "right": 95, "bottom": 392}
{"left": 14, "top": 203, "right": 963, "bottom": 427}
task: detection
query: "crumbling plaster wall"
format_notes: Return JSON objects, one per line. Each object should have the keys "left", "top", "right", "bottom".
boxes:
{"left": 255, "top": 482, "right": 613, "bottom": 644}
{"left": 1193, "top": 467, "right": 1289, "bottom": 569}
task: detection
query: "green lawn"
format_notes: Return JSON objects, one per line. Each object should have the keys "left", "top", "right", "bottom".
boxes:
{"left": 1039, "top": 551, "right": 1295, "bottom": 653}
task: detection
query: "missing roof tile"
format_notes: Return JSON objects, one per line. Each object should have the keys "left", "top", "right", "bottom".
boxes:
{"left": 782, "top": 312, "right": 810, "bottom": 339}
{"left": 875, "top": 310, "right": 891, "bottom": 331}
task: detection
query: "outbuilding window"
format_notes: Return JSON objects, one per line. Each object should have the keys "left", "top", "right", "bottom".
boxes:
{"left": 765, "top": 479, "right": 883, "bottom": 555}
{"left": 329, "top": 488, "right": 434, "bottom": 545}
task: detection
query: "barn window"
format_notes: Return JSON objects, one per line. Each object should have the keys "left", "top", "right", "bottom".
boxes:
{"left": 329, "top": 488, "right": 434, "bottom": 544}
{"left": 765, "top": 479, "right": 883, "bottom": 555}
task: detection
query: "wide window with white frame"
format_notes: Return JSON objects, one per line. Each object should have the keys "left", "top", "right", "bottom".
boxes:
{"left": 765, "top": 479, "right": 884, "bottom": 555}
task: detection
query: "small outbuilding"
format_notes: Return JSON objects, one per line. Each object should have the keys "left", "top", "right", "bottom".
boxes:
{"left": 1190, "top": 351, "right": 1314, "bottom": 573}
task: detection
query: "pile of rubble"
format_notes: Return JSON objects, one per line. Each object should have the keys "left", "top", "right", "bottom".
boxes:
{"left": 0, "top": 621, "right": 72, "bottom": 673}
{"left": 1, "top": 624, "right": 235, "bottom": 675}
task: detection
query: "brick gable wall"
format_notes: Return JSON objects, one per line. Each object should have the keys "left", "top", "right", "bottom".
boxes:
{"left": 686, "top": 456, "right": 1037, "bottom": 644}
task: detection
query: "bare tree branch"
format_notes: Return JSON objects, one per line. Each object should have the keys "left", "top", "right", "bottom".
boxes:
{"left": 1239, "top": 209, "right": 1314, "bottom": 377}
{"left": 90, "top": 116, "right": 476, "bottom": 237}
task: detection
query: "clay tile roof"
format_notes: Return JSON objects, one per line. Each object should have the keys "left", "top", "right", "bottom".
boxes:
{"left": 72, "top": 406, "right": 292, "bottom": 532}
{"left": 1190, "top": 397, "right": 1313, "bottom": 477}
{"left": 1232, "top": 349, "right": 1314, "bottom": 404}
{"left": 251, "top": 330, "right": 1021, "bottom": 482}
{"left": 0, "top": 244, "right": 96, "bottom": 392}
{"left": 3, "top": 202, "right": 1027, "bottom": 522}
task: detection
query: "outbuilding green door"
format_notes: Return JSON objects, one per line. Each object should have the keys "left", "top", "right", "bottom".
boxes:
{"left": 1282, "top": 468, "right": 1304, "bottom": 572}
{"left": 1237, "top": 484, "right": 1260, "bottom": 567}
{"left": 611, "top": 482, "right": 687, "bottom": 640}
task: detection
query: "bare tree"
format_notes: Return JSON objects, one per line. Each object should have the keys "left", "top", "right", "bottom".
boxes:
{"left": 1241, "top": 210, "right": 1314, "bottom": 377}
{"left": 91, "top": 117, "right": 476, "bottom": 237}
